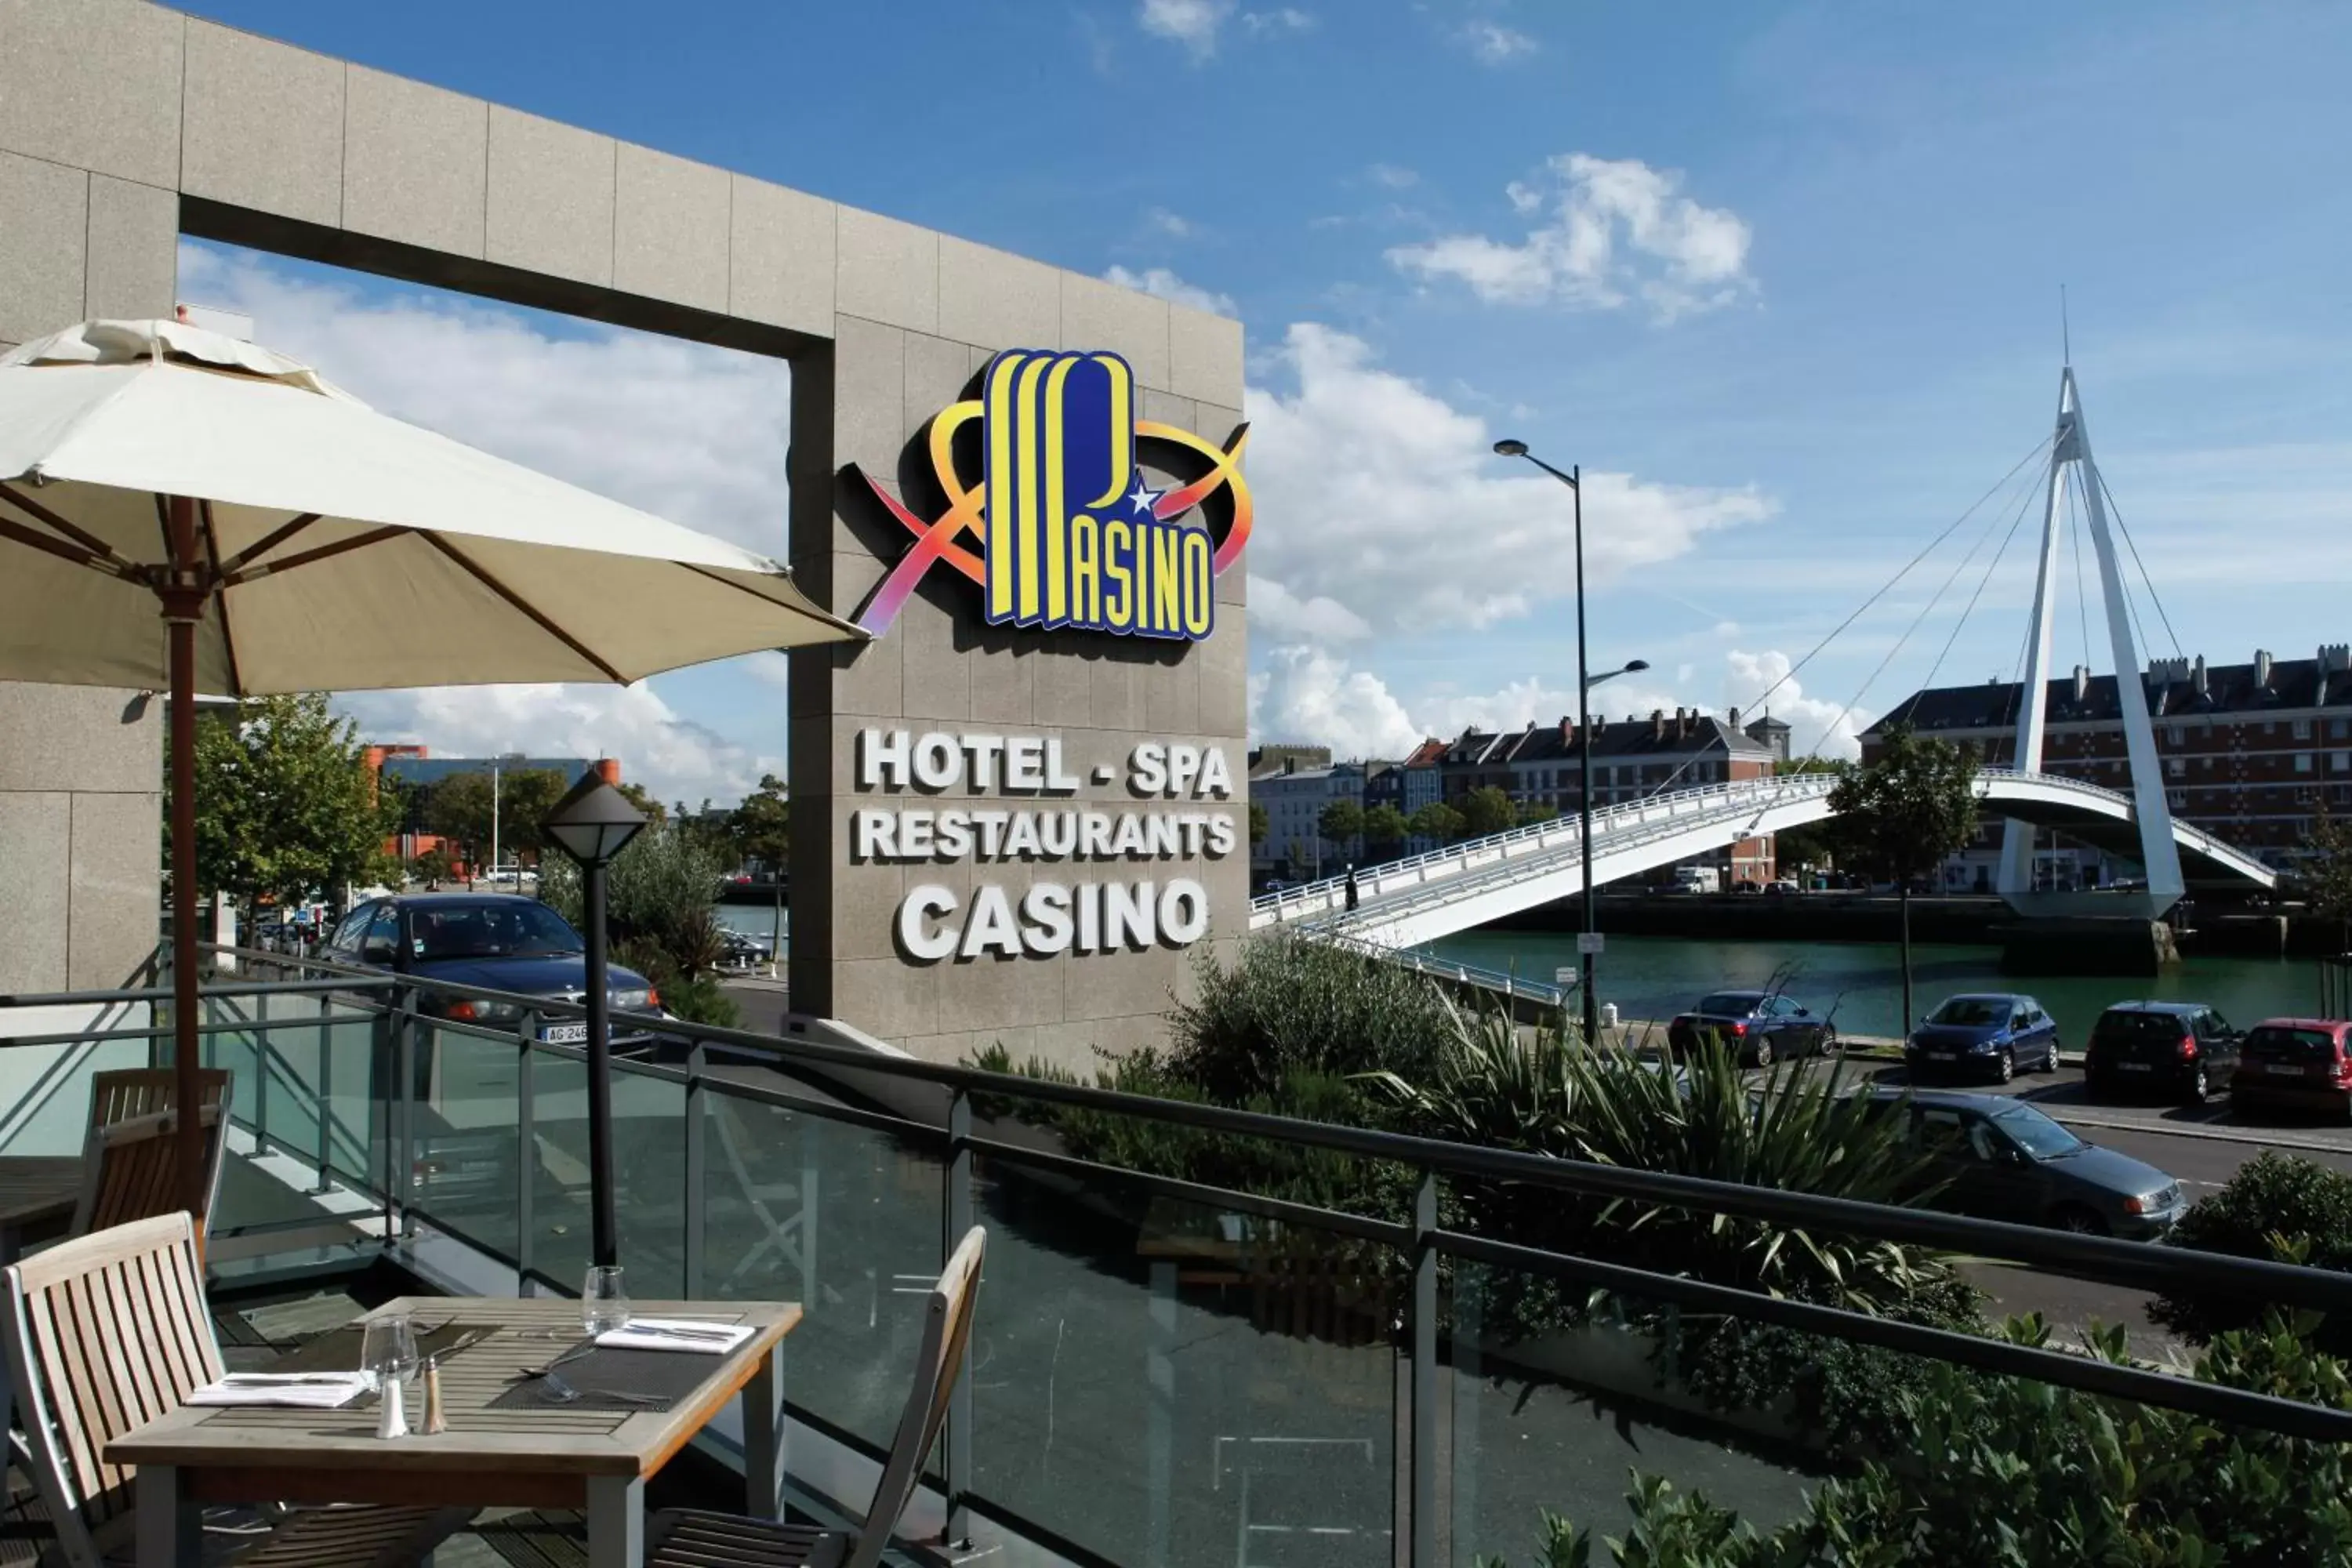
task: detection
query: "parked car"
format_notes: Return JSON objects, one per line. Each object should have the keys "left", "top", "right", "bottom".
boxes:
{"left": 2083, "top": 1000, "right": 2240, "bottom": 1105}
{"left": 1904, "top": 993, "right": 2060, "bottom": 1084}
{"left": 1764, "top": 879, "right": 1801, "bottom": 897}
{"left": 323, "top": 893, "right": 665, "bottom": 1047}
{"left": 2229, "top": 1018, "right": 2352, "bottom": 1121}
{"left": 1667, "top": 989, "right": 1837, "bottom": 1067}
{"left": 1864, "top": 1088, "right": 2185, "bottom": 1238}
{"left": 1730, "top": 878, "right": 1764, "bottom": 895}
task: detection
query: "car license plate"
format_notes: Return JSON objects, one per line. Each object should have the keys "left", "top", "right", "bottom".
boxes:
{"left": 2119, "top": 1062, "right": 2151, "bottom": 1073}
{"left": 541, "top": 1022, "right": 588, "bottom": 1044}
{"left": 2270, "top": 1063, "right": 2307, "bottom": 1076}
{"left": 1928, "top": 1051, "right": 1955, "bottom": 1062}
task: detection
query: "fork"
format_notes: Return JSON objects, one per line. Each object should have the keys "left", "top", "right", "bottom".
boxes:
{"left": 535, "top": 1368, "right": 665, "bottom": 1407}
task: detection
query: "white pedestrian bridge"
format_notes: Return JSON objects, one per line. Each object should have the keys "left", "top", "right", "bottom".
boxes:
{"left": 1250, "top": 769, "right": 2278, "bottom": 951}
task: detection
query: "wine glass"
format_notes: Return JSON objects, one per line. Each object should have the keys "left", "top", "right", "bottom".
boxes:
{"left": 359, "top": 1313, "right": 418, "bottom": 1394}
{"left": 582, "top": 1265, "right": 629, "bottom": 1337}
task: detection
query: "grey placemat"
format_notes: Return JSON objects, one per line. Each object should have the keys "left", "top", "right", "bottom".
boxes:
{"left": 265, "top": 1319, "right": 477, "bottom": 1377}
{"left": 488, "top": 1342, "right": 722, "bottom": 1413}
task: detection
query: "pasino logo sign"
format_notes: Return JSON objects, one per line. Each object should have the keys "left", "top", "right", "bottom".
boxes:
{"left": 850, "top": 349, "right": 1250, "bottom": 640}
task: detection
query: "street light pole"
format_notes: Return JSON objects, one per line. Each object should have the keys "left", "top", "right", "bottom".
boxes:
{"left": 1495, "top": 439, "right": 1646, "bottom": 1046}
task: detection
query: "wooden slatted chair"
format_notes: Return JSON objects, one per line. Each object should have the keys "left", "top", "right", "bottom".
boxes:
{"left": 68, "top": 1106, "right": 228, "bottom": 1241}
{"left": 642, "top": 1225, "right": 987, "bottom": 1568}
{"left": 1, "top": 1213, "right": 472, "bottom": 1567}
{"left": 85, "top": 1069, "right": 230, "bottom": 1132}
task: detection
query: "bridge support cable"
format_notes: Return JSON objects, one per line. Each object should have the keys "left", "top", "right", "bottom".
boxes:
{"left": 1629, "top": 431, "right": 2059, "bottom": 809}
{"left": 2095, "top": 465, "right": 2186, "bottom": 661}
{"left": 1881, "top": 448, "right": 2050, "bottom": 738}
{"left": 1715, "top": 430, "right": 2056, "bottom": 759}
{"left": 1824, "top": 442, "right": 2053, "bottom": 759}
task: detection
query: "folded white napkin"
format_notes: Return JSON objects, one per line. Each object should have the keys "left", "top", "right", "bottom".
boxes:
{"left": 593, "top": 1316, "right": 754, "bottom": 1355}
{"left": 188, "top": 1372, "right": 372, "bottom": 1409}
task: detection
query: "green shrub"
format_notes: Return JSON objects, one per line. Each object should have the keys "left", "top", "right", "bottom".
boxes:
{"left": 2153, "top": 1152, "right": 2352, "bottom": 1353}
{"left": 1164, "top": 933, "right": 1455, "bottom": 1103}
{"left": 1486, "top": 1313, "right": 2352, "bottom": 1567}
{"left": 1373, "top": 1009, "right": 1956, "bottom": 1323}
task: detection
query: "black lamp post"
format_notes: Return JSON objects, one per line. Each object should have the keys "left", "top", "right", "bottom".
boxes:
{"left": 1494, "top": 437, "right": 1647, "bottom": 1045}
{"left": 542, "top": 771, "right": 648, "bottom": 1270}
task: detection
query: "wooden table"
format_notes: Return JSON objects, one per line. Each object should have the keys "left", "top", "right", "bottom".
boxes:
{"left": 108, "top": 1295, "right": 801, "bottom": 1568}
{"left": 0, "top": 1155, "right": 85, "bottom": 1441}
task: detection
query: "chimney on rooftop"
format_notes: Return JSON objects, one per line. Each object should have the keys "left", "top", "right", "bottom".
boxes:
{"left": 2256, "top": 648, "right": 2274, "bottom": 688}
{"left": 2073, "top": 665, "right": 2089, "bottom": 704}
{"left": 1651, "top": 709, "right": 1666, "bottom": 741}
{"left": 2193, "top": 654, "right": 2209, "bottom": 696}
{"left": 1728, "top": 706, "right": 1741, "bottom": 730}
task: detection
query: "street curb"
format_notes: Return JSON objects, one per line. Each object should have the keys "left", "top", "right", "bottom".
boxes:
{"left": 2041, "top": 1109, "right": 2352, "bottom": 1154}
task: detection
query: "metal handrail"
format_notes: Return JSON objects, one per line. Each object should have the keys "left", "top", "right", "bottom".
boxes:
{"left": 13, "top": 949, "right": 2352, "bottom": 1524}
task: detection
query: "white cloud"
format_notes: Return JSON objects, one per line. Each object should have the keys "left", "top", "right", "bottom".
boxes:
{"left": 1367, "top": 163, "right": 1419, "bottom": 189}
{"left": 1388, "top": 152, "right": 1754, "bottom": 321}
{"left": 175, "top": 241, "right": 798, "bottom": 804}
{"left": 337, "top": 681, "right": 785, "bottom": 810}
{"left": 1243, "top": 7, "right": 1316, "bottom": 34}
{"left": 1724, "top": 649, "right": 1869, "bottom": 760}
{"left": 1139, "top": 0, "right": 1234, "bottom": 57}
{"left": 1243, "top": 323, "right": 1770, "bottom": 637}
{"left": 1103, "top": 263, "right": 1237, "bottom": 316}
{"left": 1249, "top": 645, "right": 1425, "bottom": 758}
{"left": 176, "top": 243, "right": 793, "bottom": 557}
{"left": 1252, "top": 578, "right": 1374, "bottom": 643}
{"left": 1461, "top": 20, "right": 1537, "bottom": 63}
{"left": 1145, "top": 206, "right": 1193, "bottom": 239}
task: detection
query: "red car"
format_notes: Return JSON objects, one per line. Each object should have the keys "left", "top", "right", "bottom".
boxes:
{"left": 2229, "top": 1018, "right": 2352, "bottom": 1121}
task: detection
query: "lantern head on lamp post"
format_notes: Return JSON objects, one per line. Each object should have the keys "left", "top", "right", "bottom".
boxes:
{"left": 543, "top": 771, "right": 647, "bottom": 1270}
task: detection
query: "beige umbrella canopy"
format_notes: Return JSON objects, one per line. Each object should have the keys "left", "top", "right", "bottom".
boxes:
{"left": 0, "top": 318, "right": 862, "bottom": 1211}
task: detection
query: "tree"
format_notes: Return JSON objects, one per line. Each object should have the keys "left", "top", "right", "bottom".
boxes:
{"left": 1317, "top": 799, "right": 1364, "bottom": 859}
{"left": 410, "top": 846, "right": 454, "bottom": 888}
{"left": 1517, "top": 801, "right": 1559, "bottom": 827}
{"left": 1362, "top": 803, "right": 1410, "bottom": 859}
{"left": 1460, "top": 786, "right": 1518, "bottom": 840}
{"left": 2297, "top": 804, "right": 2352, "bottom": 956}
{"left": 539, "top": 823, "right": 738, "bottom": 1026}
{"left": 177, "top": 694, "right": 402, "bottom": 913}
{"left": 614, "top": 779, "right": 666, "bottom": 824}
{"left": 731, "top": 773, "right": 789, "bottom": 873}
{"left": 423, "top": 771, "right": 495, "bottom": 870}
{"left": 493, "top": 768, "right": 569, "bottom": 863}
{"left": 1828, "top": 724, "right": 1979, "bottom": 1029}
{"left": 1247, "top": 801, "right": 1270, "bottom": 850}
{"left": 1410, "top": 800, "right": 1466, "bottom": 845}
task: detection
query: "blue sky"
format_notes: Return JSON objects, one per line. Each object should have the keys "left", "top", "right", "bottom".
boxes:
{"left": 181, "top": 1, "right": 2352, "bottom": 802}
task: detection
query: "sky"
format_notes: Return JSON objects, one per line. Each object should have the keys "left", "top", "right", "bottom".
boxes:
{"left": 176, "top": 1, "right": 2352, "bottom": 805}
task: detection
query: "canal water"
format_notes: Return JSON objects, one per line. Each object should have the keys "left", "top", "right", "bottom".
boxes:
{"left": 713, "top": 895, "right": 2328, "bottom": 1041}
{"left": 1428, "top": 928, "right": 2331, "bottom": 1041}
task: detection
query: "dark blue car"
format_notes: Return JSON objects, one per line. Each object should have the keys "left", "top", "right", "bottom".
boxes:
{"left": 324, "top": 893, "right": 662, "bottom": 1044}
{"left": 1905, "top": 993, "right": 2060, "bottom": 1084}
{"left": 1666, "top": 989, "right": 1838, "bottom": 1068}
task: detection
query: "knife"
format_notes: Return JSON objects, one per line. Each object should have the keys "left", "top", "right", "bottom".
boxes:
{"left": 223, "top": 1374, "right": 371, "bottom": 1385}
{"left": 620, "top": 1323, "right": 738, "bottom": 1341}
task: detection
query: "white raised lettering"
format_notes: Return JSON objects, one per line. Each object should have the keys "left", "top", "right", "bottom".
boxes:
{"left": 1169, "top": 744, "right": 1201, "bottom": 797}
{"left": 1022, "top": 883, "right": 1074, "bottom": 954}
{"left": 1111, "top": 815, "right": 1148, "bottom": 858}
{"left": 1003, "top": 737, "right": 1044, "bottom": 790}
{"left": 1080, "top": 812, "right": 1116, "bottom": 859}
{"left": 1040, "top": 811, "right": 1078, "bottom": 858}
{"left": 1200, "top": 747, "right": 1232, "bottom": 799}
{"left": 897, "top": 886, "right": 957, "bottom": 961}
{"left": 1145, "top": 815, "right": 1181, "bottom": 858}
{"left": 962, "top": 735, "right": 1006, "bottom": 791}
{"left": 935, "top": 811, "right": 973, "bottom": 861}
{"left": 1076, "top": 881, "right": 1103, "bottom": 952}
{"left": 898, "top": 811, "right": 935, "bottom": 857}
{"left": 859, "top": 729, "right": 912, "bottom": 790}
{"left": 1105, "top": 880, "right": 1156, "bottom": 949}
{"left": 974, "top": 810, "right": 1010, "bottom": 858}
{"left": 1004, "top": 812, "right": 1042, "bottom": 858}
{"left": 1045, "top": 737, "right": 1083, "bottom": 793}
{"left": 1159, "top": 879, "right": 1210, "bottom": 945}
{"left": 1129, "top": 742, "right": 1167, "bottom": 797}
{"left": 1207, "top": 814, "right": 1236, "bottom": 857}
{"left": 913, "top": 733, "right": 960, "bottom": 790}
{"left": 852, "top": 808, "right": 897, "bottom": 862}
{"left": 960, "top": 884, "right": 1022, "bottom": 959}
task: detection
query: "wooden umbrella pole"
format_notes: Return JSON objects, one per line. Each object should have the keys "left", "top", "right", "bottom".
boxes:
{"left": 162, "top": 494, "right": 207, "bottom": 1220}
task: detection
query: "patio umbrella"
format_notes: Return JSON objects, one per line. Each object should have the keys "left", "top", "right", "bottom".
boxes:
{"left": 0, "top": 317, "right": 862, "bottom": 1218}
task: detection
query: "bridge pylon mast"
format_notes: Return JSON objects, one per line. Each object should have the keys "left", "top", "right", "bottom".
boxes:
{"left": 1998, "top": 367, "right": 2185, "bottom": 914}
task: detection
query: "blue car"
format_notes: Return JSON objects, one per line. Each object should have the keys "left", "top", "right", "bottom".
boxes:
{"left": 323, "top": 892, "right": 662, "bottom": 1044}
{"left": 1905, "top": 993, "right": 2060, "bottom": 1085}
